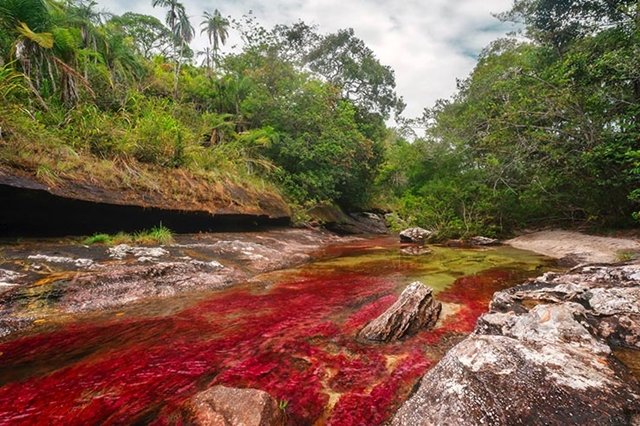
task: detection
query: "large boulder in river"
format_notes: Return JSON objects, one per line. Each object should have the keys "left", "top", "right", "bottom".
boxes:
{"left": 186, "top": 385, "right": 285, "bottom": 426}
{"left": 392, "top": 333, "right": 640, "bottom": 425}
{"left": 359, "top": 282, "right": 441, "bottom": 342}
{"left": 392, "top": 264, "right": 640, "bottom": 425}
{"left": 399, "top": 227, "right": 433, "bottom": 243}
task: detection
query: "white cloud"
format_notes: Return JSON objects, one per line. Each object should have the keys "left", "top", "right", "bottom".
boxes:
{"left": 98, "top": 0, "right": 516, "bottom": 118}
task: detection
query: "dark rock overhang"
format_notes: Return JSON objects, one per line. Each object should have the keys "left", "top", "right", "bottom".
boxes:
{"left": 0, "top": 168, "right": 290, "bottom": 237}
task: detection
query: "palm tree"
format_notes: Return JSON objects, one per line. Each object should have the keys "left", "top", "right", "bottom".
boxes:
{"left": 200, "top": 9, "right": 229, "bottom": 71}
{"left": 151, "top": 0, "right": 193, "bottom": 95}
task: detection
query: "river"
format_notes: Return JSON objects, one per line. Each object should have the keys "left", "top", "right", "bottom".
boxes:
{"left": 0, "top": 233, "right": 550, "bottom": 425}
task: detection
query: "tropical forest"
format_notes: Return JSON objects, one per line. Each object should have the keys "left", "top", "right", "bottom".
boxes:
{"left": 0, "top": 0, "right": 639, "bottom": 425}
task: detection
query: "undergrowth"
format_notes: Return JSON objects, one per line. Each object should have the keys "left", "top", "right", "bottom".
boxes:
{"left": 83, "top": 225, "right": 174, "bottom": 246}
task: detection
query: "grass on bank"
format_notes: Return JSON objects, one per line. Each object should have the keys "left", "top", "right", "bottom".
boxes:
{"left": 83, "top": 225, "right": 174, "bottom": 246}
{"left": 0, "top": 102, "right": 285, "bottom": 212}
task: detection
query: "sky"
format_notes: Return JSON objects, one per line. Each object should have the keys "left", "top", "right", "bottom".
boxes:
{"left": 100, "top": 0, "right": 517, "bottom": 119}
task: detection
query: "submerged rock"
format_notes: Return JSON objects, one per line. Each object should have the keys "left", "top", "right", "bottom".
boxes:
{"left": 186, "top": 386, "right": 285, "bottom": 426}
{"left": 392, "top": 263, "right": 640, "bottom": 425}
{"left": 359, "top": 282, "right": 441, "bottom": 342}
{"left": 399, "top": 227, "right": 433, "bottom": 243}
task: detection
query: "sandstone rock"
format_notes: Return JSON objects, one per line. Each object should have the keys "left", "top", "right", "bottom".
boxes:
{"left": 348, "top": 212, "right": 389, "bottom": 234}
{"left": 0, "top": 268, "right": 23, "bottom": 288}
{"left": 186, "top": 386, "right": 285, "bottom": 426}
{"left": 27, "top": 254, "right": 94, "bottom": 268}
{"left": 306, "top": 204, "right": 388, "bottom": 234}
{"left": 592, "top": 314, "right": 640, "bottom": 349}
{"left": 392, "top": 335, "right": 640, "bottom": 426}
{"left": 469, "top": 236, "right": 499, "bottom": 246}
{"left": 481, "top": 303, "right": 611, "bottom": 353}
{"left": 393, "top": 263, "right": 640, "bottom": 425}
{"left": 399, "top": 227, "right": 433, "bottom": 243}
{"left": 358, "top": 282, "right": 441, "bottom": 342}
{"left": 108, "top": 244, "right": 169, "bottom": 260}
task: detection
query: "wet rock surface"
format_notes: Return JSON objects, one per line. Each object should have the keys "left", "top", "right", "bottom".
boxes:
{"left": 469, "top": 236, "right": 499, "bottom": 246}
{"left": 185, "top": 386, "right": 285, "bottom": 426}
{"left": 0, "top": 229, "right": 347, "bottom": 338}
{"left": 392, "top": 263, "right": 640, "bottom": 425}
{"left": 399, "top": 227, "right": 433, "bottom": 243}
{"left": 305, "top": 204, "right": 388, "bottom": 235}
{"left": 359, "top": 281, "right": 441, "bottom": 342}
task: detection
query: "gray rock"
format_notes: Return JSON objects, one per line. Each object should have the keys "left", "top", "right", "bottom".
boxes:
{"left": 185, "top": 385, "right": 285, "bottom": 426}
{"left": 392, "top": 335, "right": 640, "bottom": 426}
{"left": 399, "top": 227, "right": 433, "bottom": 243}
{"left": 358, "top": 282, "right": 441, "bottom": 342}
{"left": 108, "top": 244, "right": 169, "bottom": 260}
{"left": 27, "top": 254, "right": 94, "bottom": 268}
{"left": 392, "top": 263, "right": 640, "bottom": 425}
{"left": 0, "top": 269, "right": 23, "bottom": 287}
{"left": 469, "top": 236, "right": 500, "bottom": 246}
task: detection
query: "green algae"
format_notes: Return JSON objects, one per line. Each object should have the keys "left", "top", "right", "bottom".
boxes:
{"left": 307, "top": 244, "right": 549, "bottom": 295}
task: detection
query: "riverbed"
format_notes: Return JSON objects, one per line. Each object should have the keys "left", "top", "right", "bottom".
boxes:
{"left": 0, "top": 232, "right": 550, "bottom": 425}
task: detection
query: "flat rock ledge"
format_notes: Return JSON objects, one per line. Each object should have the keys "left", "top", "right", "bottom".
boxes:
{"left": 185, "top": 386, "right": 285, "bottom": 426}
{"left": 359, "top": 282, "right": 441, "bottom": 342}
{"left": 392, "top": 263, "right": 640, "bottom": 425}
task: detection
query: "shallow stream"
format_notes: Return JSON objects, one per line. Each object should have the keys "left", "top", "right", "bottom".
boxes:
{"left": 0, "top": 235, "right": 550, "bottom": 425}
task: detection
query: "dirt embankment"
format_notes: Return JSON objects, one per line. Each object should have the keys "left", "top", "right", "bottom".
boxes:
{"left": 505, "top": 230, "right": 640, "bottom": 264}
{"left": 0, "top": 165, "right": 291, "bottom": 221}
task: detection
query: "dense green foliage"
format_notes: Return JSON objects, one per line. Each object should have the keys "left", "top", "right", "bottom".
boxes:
{"left": 1, "top": 0, "right": 638, "bottom": 236}
{"left": 383, "top": 0, "right": 640, "bottom": 237}
{"left": 0, "top": 0, "right": 397, "bottom": 213}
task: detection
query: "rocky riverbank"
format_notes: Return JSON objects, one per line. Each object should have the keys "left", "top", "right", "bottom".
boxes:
{"left": 0, "top": 229, "right": 351, "bottom": 338}
{"left": 393, "top": 262, "right": 640, "bottom": 425}
{"left": 506, "top": 230, "right": 640, "bottom": 264}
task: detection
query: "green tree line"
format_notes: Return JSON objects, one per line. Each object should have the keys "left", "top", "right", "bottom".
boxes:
{"left": 382, "top": 0, "right": 640, "bottom": 237}
{"left": 1, "top": 0, "right": 638, "bottom": 236}
{"left": 0, "top": 0, "right": 400, "bottom": 214}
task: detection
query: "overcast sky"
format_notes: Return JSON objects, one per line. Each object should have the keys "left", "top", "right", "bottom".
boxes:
{"left": 100, "top": 0, "right": 516, "bottom": 118}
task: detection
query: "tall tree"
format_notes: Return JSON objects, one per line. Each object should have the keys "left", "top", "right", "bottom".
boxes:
{"left": 151, "top": 0, "right": 193, "bottom": 95}
{"left": 109, "top": 12, "right": 173, "bottom": 59}
{"left": 200, "top": 9, "right": 229, "bottom": 71}
{"left": 499, "top": 0, "right": 639, "bottom": 54}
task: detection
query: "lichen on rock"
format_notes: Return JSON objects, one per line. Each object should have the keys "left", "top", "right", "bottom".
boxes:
{"left": 392, "top": 263, "right": 640, "bottom": 425}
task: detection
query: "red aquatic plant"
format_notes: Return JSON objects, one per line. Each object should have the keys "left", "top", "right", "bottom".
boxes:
{"left": 0, "top": 249, "right": 537, "bottom": 425}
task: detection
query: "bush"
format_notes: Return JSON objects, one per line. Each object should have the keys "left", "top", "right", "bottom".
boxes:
{"left": 129, "top": 108, "right": 190, "bottom": 167}
{"left": 82, "top": 225, "right": 174, "bottom": 246}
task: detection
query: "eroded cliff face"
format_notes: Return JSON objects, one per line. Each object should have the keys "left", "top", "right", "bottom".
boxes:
{"left": 0, "top": 166, "right": 290, "bottom": 236}
{"left": 393, "top": 264, "right": 640, "bottom": 426}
